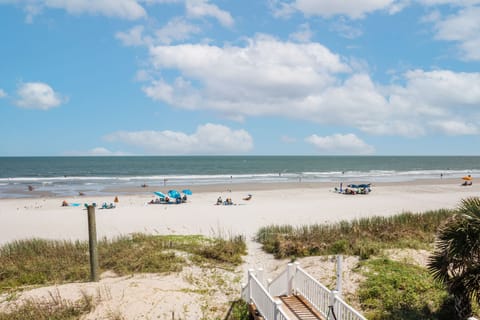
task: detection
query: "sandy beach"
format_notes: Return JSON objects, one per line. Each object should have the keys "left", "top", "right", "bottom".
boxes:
{"left": 1, "top": 178, "right": 478, "bottom": 319}
{"left": 1, "top": 178, "right": 478, "bottom": 245}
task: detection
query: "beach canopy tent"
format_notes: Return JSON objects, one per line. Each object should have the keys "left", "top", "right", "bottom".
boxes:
{"left": 182, "top": 189, "right": 192, "bottom": 195}
{"left": 168, "top": 189, "right": 181, "bottom": 199}
{"left": 154, "top": 191, "right": 166, "bottom": 199}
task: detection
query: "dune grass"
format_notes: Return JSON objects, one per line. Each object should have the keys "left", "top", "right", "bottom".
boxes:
{"left": 0, "top": 291, "right": 95, "bottom": 320}
{"left": 0, "top": 233, "right": 246, "bottom": 294}
{"left": 256, "top": 209, "right": 454, "bottom": 259}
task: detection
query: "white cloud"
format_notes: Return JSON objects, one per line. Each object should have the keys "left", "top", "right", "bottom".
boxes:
{"left": 46, "top": 0, "right": 146, "bottom": 19}
{"left": 270, "top": 0, "right": 296, "bottom": 18}
{"left": 140, "top": 0, "right": 182, "bottom": 3}
{"left": 116, "top": 18, "right": 200, "bottom": 47}
{"left": 419, "top": 0, "right": 480, "bottom": 5}
{"left": 87, "top": 147, "right": 127, "bottom": 156}
{"left": 155, "top": 17, "right": 201, "bottom": 44}
{"left": 289, "top": 23, "right": 313, "bottom": 43}
{"left": 63, "top": 147, "right": 128, "bottom": 156}
{"left": 287, "top": 0, "right": 400, "bottom": 19}
{"left": 185, "top": 0, "right": 234, "bottom": 27}
{"left": 0, "top": 89, "right": 6, "bottom": 98}
{"left": 134, "top": 69, "right": 153, "bottom": 82}
{"left": 306, "top": 133, "right": 375, "bottom": 155}
{"left": 4, "top": 0, "right": 147, "bottom": 21}
{"left": 146, "top": 36, "right": 350, "bottom": 108}
{"left": 431, "top": 6, "right": 480, "bottom": 60}
{"left": 116, "top": 25, "right": 148, "bottom": 46}
{"left": 428, "top": 120, "right": 479, "bottom": 135}
{"left": 141, "top": 35, "right": 480, "bottom": 138}
{"left": 329, "top": 17, "right": 363, "bottom": 39}
{"left": 104, "top": 123, "right": 253, "bottom": 155}
{"left": 15, "top": 82, "right": 65, "bottom": 110}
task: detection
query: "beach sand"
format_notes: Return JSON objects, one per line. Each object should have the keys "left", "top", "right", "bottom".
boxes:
{"left": 0, "top": 178, "right": 478, "bottom": 318}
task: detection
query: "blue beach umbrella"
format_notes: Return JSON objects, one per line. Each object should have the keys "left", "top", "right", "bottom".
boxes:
{"left": 182, "top": 189, "right": 192, "bottom": 195}
{"left": 154, "top": 191, "right": 166, "bottom": 199}
{"left": 168, "top": 189, "right": 181, "bottom": 199}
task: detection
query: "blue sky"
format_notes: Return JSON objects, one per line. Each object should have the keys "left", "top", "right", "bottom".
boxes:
{"left": 1, "top": 0, "right": 480, "bottom": 156}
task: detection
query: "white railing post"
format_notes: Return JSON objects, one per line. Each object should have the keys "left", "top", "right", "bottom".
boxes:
{"left": 330, "top": 290, "right": 341, "bottom": 320}
{"left": 267, "top": 278, "right": 273, "bottom": 295}
{"left": 257, "top": 267, "right": 265, "bottom": 287}
{"left": 287, "top": 263, "right": 293, "bottom": 295}
{"left": 274, "top": 300, "right": 282, "bottom": 320}
{"left": 336, "top": 255, "right": 343, "bottom": 296}
{"left": 241, "top": 282, "right": 247, "bottom": 301}
{"left": 248, "top": 269, "right": 255, "bottom": 303}
{"left": 294, "top": 262, "right": 300, "bottom": 295}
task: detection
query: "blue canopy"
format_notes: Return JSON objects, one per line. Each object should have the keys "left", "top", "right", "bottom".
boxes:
{"left": 154, "top": 191, "right": 166, "bottom": 199}
{"left": 182, "top": 189, "right": 192, "bottom": 195}
{"left": 168, "top": 189, "right": 181, "bottom": 199}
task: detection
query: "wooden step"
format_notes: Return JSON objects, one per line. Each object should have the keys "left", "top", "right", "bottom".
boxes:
{"left": 279, "top": 295, "right": 323, "bottom": 320}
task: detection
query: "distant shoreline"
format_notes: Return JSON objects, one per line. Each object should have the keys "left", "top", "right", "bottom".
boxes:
{"left": 1, "top": 176, "right": 470, "bottom": 199}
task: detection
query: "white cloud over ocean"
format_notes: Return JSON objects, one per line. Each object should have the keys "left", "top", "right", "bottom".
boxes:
{"left": 306, "top": 133, "right": 375, "bottom": 155}
{"left": 104, "top": 123, "right": 253, "bottom": 155}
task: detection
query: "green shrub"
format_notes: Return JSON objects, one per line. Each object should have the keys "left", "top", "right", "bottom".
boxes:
{"left": 358, "top": 258, "right": 454, "bottom": 320}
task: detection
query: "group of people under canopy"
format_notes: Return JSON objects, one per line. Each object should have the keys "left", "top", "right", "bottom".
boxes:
{"left": 335, "top": 183, "right": 371, "bottom": 195}
{"left": 461, "top": 175, "right": 473, "bottom": 186}
{"left": 149, "top": 189, "right": 191, "bottom": 204}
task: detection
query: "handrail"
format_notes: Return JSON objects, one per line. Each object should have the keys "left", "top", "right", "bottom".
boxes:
{"left": 249, "top": 272, "right": 290, "bottom": 320}
{"left": 243, "top": 264, "right": 366, "bottom": 320}
{"left": 333, "top": 294, "right": 367, "bottom": 320}
{"left": 268, "top": 268, "right": 288, "bottom": 297}
{"left": 295, "top": 266, "right": 331, "bottom": 318}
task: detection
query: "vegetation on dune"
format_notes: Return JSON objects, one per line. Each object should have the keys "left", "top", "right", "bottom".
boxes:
{"left": 358, "top": 258, "right": 455, "bottom": 320}
{"left": 0, "top": 291, "right": 95, "bottom": 320}
{"left": 224, "top": 299, "right": 251, "bottom": 320}
{"left": 256, "top": 209, "right": 454, "bottom": 259}
{"left": 0, "top": 233, "right": 246, "bottom": 294}
{"left": 253, "top": 198, "right": 480, "bottom": 320}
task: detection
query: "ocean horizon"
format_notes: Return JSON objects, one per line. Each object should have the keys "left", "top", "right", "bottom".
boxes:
{"left": 0, "top": 156, "right": 479, "bottom": 198}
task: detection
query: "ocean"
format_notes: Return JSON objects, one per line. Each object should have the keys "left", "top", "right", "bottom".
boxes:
{"left": 0, "top": 156, "right": 479, "bottom": 198}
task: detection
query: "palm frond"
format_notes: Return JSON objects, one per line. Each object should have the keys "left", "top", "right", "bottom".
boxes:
{"left": 458, "top": 197, "right": 480, "bottom": 219}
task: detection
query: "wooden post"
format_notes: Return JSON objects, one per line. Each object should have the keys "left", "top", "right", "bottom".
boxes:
{"left": 87, "top": 205, "right": 99, "bottom": 282}
{"left": 336, "top": 255, "right": 343, "bottom": 296}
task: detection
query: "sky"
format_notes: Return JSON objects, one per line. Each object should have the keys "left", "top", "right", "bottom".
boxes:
{"left": 1, "top": 0, "right": 480, "bottom": 156}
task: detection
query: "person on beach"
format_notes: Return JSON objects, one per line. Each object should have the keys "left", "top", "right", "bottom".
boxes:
{"left": 216, "top": 196, "right": 222, "bottom": 205}
{"left": 62, "top": 200, "right": 68, "bottom": 207}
